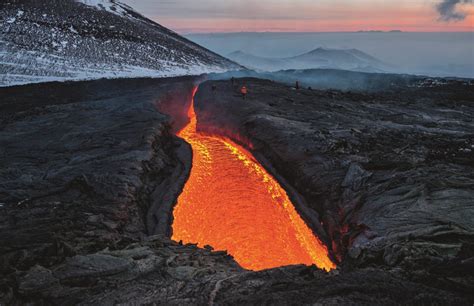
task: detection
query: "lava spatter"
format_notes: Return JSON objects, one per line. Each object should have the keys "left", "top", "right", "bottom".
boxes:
{"left": 172, "top": 87, "right": 335, "bottom": 271}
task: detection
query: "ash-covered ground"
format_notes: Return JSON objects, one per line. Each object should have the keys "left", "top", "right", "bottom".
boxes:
{"left": 0, "top": 76, "right": 473, "bottom": 304}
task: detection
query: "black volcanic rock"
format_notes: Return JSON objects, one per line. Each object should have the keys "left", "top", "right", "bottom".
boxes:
{"left": 0, "top": 77, "right": 196, "bottom": 286}
{"left": 194, "top": 78, "right": 474, "bottom": 301}
{"left": 1, "top": 76, "right": 473, "bottom": 304}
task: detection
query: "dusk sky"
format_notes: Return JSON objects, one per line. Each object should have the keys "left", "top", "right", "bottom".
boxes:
{"left": 120, "top": 0, "right": 474, "bottom": 33}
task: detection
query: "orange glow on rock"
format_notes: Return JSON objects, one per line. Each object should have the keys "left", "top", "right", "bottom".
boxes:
{"left": 172, "top": 87, "right": 335, "bottom": 271}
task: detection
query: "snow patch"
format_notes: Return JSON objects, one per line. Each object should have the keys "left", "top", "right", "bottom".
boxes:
{"left": 0, "top": 63, "right": 229, "bottom": 87}
{"left": 75, "top": 0, "right": 130, "bottom": 18}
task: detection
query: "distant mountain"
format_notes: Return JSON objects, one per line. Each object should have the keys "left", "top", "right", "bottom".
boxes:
{"left": 357, "top": 30, "right": 403, "bottom": 33}
{"left": 227, "top": 48, "right": 389, "bottom": 73}
{"left": 227, "top": 51, "right": 288, "bottom": 71}
{"left": 0, "top": 0, "right": 240, "bottom": 87}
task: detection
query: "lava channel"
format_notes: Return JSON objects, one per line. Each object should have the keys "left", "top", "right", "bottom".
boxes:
{"left": 172, "top": 87, "right": 335, "bottom": 271}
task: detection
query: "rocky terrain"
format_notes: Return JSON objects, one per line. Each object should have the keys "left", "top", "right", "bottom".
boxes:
{"left": 0, "top": 0, "right": 240, "bottom": 87}
{"left": 195, "top": 78, "right": 474, "bottom": 302}
{"left": 0, "top": 77, "right": 197, "bottom": 303}
{"left": 0, "top": 75, "right": 473, "bottom": 304}
{"left": 213, "top": 69, "right": 474, "bottom": 92}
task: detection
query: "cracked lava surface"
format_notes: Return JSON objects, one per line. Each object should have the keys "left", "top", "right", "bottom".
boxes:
{"left": 171, "top": 88, "right": 335, "bottom": 271}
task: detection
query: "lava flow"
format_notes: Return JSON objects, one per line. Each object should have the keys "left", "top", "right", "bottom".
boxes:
{"left": 172, "top": 87, "right": 335, "bottom": 271}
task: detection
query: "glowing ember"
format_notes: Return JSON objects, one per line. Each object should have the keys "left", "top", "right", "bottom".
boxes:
{"left": 172, "top": 87, "right": 335, "bottom": 271}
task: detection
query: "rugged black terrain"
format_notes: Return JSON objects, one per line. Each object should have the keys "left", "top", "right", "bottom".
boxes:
{"left": 195, "top": 78, "right": 474, "bottom": 301}
{"left": 1, "top": 76, "right": 473, "bottom": 304}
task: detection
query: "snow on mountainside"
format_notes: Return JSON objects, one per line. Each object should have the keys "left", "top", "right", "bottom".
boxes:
{"left": 228, "top": 48, "right": 390, "bottom": 73}
{"left": 75, "top": 0, "right": 135, "bottom": 18}
{"left": 0, "top": 0, "right": 240, "bottom": 87}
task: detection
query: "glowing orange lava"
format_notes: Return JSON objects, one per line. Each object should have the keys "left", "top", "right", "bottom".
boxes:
{"left": 172, "top": 87, "right": 335, "bottom": 271}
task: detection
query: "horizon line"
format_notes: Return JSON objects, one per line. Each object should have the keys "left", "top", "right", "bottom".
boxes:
{"left": 180, "top": 30, "right": 474, "bottom": 35}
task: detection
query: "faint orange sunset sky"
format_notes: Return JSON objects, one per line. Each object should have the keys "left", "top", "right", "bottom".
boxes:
{"left": 121, "top": 0, "right": 474, "bottom": 33}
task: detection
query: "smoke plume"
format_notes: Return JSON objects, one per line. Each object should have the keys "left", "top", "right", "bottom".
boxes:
{"left": 437, "top": 0, "right": 473, "bottom": 21}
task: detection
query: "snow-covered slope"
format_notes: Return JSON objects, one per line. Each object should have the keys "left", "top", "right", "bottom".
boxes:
{"left": 228, "top": 48, "right": 389, "bottom": 73}
{"left": 0, "top": 0, "right": 240, "bottom": 87}
{"left": 75, "top": 0, "right": 133, "bottom": 17}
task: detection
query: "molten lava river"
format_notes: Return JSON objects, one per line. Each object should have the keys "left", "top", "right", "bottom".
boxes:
{"left": 172, "top": 89, "right": 335, "bottom": 271}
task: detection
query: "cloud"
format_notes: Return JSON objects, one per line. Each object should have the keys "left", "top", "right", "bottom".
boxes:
{"left": 436, "top": 0, "right": 473, "bottom": 21}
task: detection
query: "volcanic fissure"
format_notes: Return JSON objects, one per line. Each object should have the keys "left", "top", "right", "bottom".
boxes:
{"left": 171, "top": 86, "right": 335, "bottom": 271}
